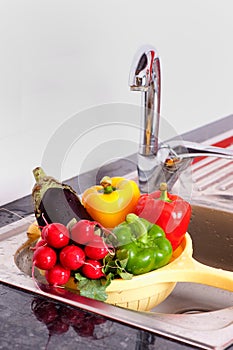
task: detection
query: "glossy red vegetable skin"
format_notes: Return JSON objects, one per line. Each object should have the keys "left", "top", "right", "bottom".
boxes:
{"left": 42, "top": 223, "right": 70, "bottom": 249}
{"left": 45, "top": 264, "right": 71, "bottom": 286}
{"left": 135, "top": 189, "right": 191, "bottom": 251}
{"left": 81, "top": 260, "right": 105, "bottom": 279}
{"left": 84, "top": 238, "right": 109, "bottom": 260}
{"left": 33, "top": 246, "right": 57, "bottom": 270}
{"left": 59, "top": 245, "right": 85, "bottom": 270}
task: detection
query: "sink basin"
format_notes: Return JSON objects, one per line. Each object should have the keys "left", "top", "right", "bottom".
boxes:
{"left": 1, "top": 149, "right": 233, "bottom": 350}
{"left": 0, "top": 201, "right": 232, "bottom": 350}
{"left": 152, "top": 205, "right": 233, "bottom": 314}
{"left": 189, "top": 205, "right": 233, "bottom": 272}
{"left": 13, "top": 205, "right": 233, "bottom": 316}
{"left": 13, "top": 204, "right": 233, "bottom": 311}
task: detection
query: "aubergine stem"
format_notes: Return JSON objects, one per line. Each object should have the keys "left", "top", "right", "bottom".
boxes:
{"left": 32, "top": 167, "right": 64, "bottom": 212}
{"left": 32, "top": 167, "right": 75, "bottom": 194}
{"left": 33, "top": 167, "right": 47, "bottom": 184}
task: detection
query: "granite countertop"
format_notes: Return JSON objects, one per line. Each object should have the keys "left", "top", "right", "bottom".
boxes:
{"left": 0, "top": 282, "right": 200, "bottom": 350}
{"left": 1, "top": 115, "right": 233, "bottom": 350}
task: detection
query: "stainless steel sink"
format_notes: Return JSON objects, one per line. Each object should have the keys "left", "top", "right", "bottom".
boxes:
{"left": 151, "top": 153, "right": 233, "bottom": 317}
{"left": 1, "top": 152, "right": 233, "bottom": 350}
{"left": 189, "top": 205, "right": 233, "bottom": 272}
{"left": 13, "top": 205, "right": 233, "bottom": 317}
{"left": 0, "top": 202, "right": 232, "bottom": 350}
{"left": 152, "top": 205, "right": 233, "bottom": 315}
{"left": 12, "top": 205, "right": 233, "bottom": 316}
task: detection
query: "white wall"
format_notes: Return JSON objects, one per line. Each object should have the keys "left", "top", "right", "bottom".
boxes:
{"left": 1, "top": 0, "right": 233, "bottom": 205}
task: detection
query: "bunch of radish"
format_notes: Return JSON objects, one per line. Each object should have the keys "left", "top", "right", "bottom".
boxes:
{"left": 32, "top": 220, "right": 111, "bottom": 287}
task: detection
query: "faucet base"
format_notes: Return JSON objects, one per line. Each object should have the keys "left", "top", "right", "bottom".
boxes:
{"left": 137, "top": 149, "right": 193, "bottom": 194}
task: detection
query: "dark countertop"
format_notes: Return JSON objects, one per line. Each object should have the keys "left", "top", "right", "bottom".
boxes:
{"left": 1, "top": 115, "right": 233, "bottom": 350}
{"left": 0, "top": 283, "right": 199, "bottom": 350}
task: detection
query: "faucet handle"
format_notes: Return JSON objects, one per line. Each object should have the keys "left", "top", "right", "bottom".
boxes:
{"left": 138, "top": 141, "right": 233, "bottom": 193}
{"left": 178, "top": 141, "right": 233, "bottom": 160}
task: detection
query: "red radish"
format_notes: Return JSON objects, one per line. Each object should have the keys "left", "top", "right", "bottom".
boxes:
{"left": 82, "top": 259, "right": 105, "bottom": 279}
{"left": 42, "top": 223, "right": 69, "bottom": 248}
{"left": 30, "top": 238, "right": 47, "bottom": 251}
{"left": 59, "top": 245, "right": 85, "bottom": 270}
{"left": 70, "top": 220, "right": 96, "bottom": 245}
{"left": 84, "top": 238, "right": 109, "bottom": 260}
{"left": 34, "top": 239, "right": 47, "bottom": 249}
{"left": 33, "top": 246, "right": 57, "bottom": 270}
{"left": 45, "top": 264, "right": 70, "bottom": 285}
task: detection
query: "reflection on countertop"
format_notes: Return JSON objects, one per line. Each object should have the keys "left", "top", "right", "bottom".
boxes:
{"left": 0, "top": 283, "right": 199, "bottom": 350}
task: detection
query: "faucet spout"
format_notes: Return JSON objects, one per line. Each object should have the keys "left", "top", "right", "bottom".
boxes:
{"left": 129, "top": 45, "right": 161, "bottom": 156}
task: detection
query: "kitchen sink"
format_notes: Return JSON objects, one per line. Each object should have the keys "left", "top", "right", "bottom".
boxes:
{"left": 0, "top": 202, "right": 232, "bottom": 350}
{"left": 12, "top": 204, "right": 233, "bottom": 317}
{"left": 152, "top": 205, "right": 233, "bottom": 315}
{"left": 1, "top": 153, "right": 233, "bottom": 350}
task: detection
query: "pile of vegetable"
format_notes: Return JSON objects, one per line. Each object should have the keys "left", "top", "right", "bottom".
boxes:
{"left": 31, "top": 167, "right": 191, "bottom": 301}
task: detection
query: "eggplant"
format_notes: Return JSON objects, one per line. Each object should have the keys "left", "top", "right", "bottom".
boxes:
{"left": 32, "top": 167, "right": 92, "bottom": 227}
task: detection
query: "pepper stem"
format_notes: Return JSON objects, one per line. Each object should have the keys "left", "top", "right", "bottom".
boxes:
{"left": 100, "top": 176, "right": 114, "bottom": 194}
{"left": 159, "top": 182, "right": 172, "bottom": 202}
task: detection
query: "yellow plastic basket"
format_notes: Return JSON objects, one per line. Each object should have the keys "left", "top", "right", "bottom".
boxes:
{"left": 25, "top": 223, "right": 233, "bottom": 312}
{"left": 67, "top": 232, "right": 233, "bottom": 311}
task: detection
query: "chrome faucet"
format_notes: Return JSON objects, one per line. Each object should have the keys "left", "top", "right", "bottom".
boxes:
{"left": 129, "top": 45, "right": 233, "bottom": 193}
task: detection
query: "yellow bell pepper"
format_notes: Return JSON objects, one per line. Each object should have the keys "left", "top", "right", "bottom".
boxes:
{"left": 82, "top": 176, "right": 140, "bottom": 228}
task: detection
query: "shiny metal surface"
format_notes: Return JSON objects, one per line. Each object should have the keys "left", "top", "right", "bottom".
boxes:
{"left": 129, "top": 45, "right": 162, "bottom": 193}
{"left": 0, "top": 204, "right": 232, "bottom": 349}
{"left": 151, "top": 141, "right": 233, "bottom": 192}
{"left": 188, "top": 150, "right": 233, "bottom": 212}
{"left": 129, "top": 45, "right": 161, "bottom": 156}
{"left": 130, "top": 46, "right": 233, "bottom": 193}
{"left": 1, "top": 129, "right": 233, "bottom": 349}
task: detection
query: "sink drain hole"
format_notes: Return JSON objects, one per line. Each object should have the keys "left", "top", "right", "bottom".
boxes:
{"left": 176, "top": 308, "right": 211, "bottom": 314}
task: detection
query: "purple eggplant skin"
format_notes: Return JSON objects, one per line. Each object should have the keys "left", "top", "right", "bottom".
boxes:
{"left": 32, "top": 167, "right": 92, "bottom": 227}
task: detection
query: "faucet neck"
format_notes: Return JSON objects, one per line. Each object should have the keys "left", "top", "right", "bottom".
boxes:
{"left": 129, "top": 46, "right": 161, "bottom": 157}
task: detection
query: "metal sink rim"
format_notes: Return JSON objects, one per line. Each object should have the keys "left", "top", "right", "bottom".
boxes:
{"left": 0, "top": 212, "right": 233, "bottom": 350}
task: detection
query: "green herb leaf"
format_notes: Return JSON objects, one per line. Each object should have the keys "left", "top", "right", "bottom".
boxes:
{"left": 118, "top": 270, "right": 133, "bottom": 280}
{"left": 116, "top": 249, "right": 129, "bottom": 268}
{"left": 103, "top": 249, "right": 132, "bottom": 280}
{"left": 74, "top": 273, "right": 110, "bottom": 302}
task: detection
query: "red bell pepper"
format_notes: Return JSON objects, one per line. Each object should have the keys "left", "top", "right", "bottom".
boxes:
{"left": 134, "top": 183, "right": 191, "bottom": 251}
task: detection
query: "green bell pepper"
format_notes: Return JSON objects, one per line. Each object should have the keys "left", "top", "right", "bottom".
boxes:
{"left": 113, "top": 213, "right": 173, "bottom": 275}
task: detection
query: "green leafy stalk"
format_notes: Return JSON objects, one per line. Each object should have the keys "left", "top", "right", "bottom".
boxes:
{"left": 74, "top": 273, "right": 114, "bottom": 301}
{"left": 103, "top": 251, "right": 133, "bottom": 280}
{"left": 73, "top": 251, "right": 133, "bottom": 302}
